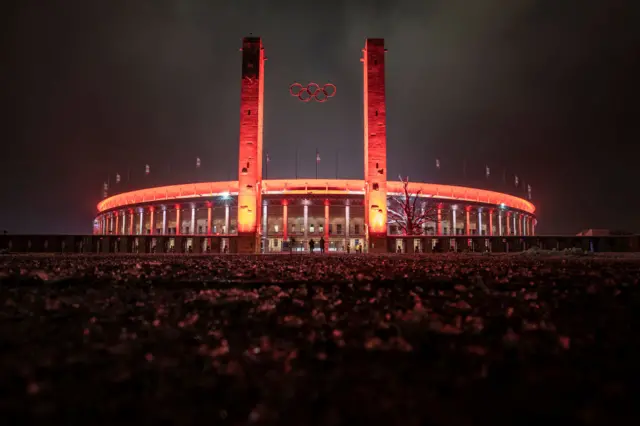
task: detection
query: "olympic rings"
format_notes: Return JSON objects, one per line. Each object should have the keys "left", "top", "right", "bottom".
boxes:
{"left": 289, "top": 82, "right": 336, "bottom": 102}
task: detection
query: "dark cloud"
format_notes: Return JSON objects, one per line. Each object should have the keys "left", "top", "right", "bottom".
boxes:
{"left": 1, "top": 0, "right": 639, "bottom": 234}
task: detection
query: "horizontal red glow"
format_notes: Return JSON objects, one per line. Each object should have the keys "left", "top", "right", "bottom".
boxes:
{"left": 97, "top": 179, "right": 536, "bottom": 215}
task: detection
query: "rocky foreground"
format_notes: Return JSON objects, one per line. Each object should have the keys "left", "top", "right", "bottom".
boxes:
{"left": 1, "top": 253, "right": 639, "bottom": 425}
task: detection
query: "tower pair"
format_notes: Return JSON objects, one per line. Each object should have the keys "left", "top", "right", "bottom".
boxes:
{"left": 236, "top": 37, "right": 387, "bottom": 252}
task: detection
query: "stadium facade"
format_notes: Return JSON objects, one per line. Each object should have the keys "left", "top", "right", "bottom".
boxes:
{"left": 94, "top": 37, "right": 536, "bottom": 253}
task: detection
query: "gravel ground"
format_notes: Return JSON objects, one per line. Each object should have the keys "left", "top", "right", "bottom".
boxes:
{"left": 1, "top": 253, "right": 639, "bottom": 425}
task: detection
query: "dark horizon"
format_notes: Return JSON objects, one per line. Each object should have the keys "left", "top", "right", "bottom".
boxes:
{"left": 3, "top": 0, "right": 639, "bottom": 235}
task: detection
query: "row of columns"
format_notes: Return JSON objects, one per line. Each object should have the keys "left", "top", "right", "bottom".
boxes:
{"left": 99, "top": 203, "right": 230, "bottom": 236}
{"left": 433, "top": 205, "right": 536, "bottom": 236}
{"left": 268, "top": 199, "right": 335, "bottom": 250}
{"left": 275, "top": 200, "right": 347, "bottom": 236}
{"left": 99, "top": 201, "right": 536, "bottom": 238}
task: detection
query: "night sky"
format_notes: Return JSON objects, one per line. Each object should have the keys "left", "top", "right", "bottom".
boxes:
{"left": 2, "top": 0, "right": 639, "bottom": 235}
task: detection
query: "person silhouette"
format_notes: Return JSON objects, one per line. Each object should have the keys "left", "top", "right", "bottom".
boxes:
{"left": 319, "top": 237, "right": 325, "bottom": 254}
{"left": 309, "top": 239, "right": 315, "bottom": 253}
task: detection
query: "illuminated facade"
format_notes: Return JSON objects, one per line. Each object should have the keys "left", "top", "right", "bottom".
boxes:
{"left": 94, "top": 36, "right": 537, "bottom": 253}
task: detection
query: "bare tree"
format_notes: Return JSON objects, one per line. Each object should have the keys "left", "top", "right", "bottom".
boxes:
{"left": 388, "top": 175, "right": 438, "bottom": 235}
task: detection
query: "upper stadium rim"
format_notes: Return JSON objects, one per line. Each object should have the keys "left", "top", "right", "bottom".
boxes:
{"left": 97, "top": 179, "right": 535, "bottom": 215}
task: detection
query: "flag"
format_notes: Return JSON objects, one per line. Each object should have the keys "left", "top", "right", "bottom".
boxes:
{"left": 485, "top": 165, "right": 490, "bottom": 179}
{"left": 436, "top": 158, "right": 440, "bottom": 170}
{"left": 527, "top": 184, "right": 532, "bottom": 200}
{"left": 116, "top": 173, "right": 121, "bottom": 184}
{"left": 316, "top": 150, "right": 321, "bottom": 163}
{"left": 196, "top": 157, "right": 201, "bottom": 168}
{"left": 145, "top": 164, "right": 150, "bottom": 175}
{"left": 515, "top": 175, "right": 519, "bottom": 186}
{"left": 103, "top": 182, "right": 108, "bottom": 198}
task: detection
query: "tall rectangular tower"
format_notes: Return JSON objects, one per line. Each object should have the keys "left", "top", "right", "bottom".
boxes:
{"left": 237, "top": 37, "right": 265, "bottom": 250}
{"left": 362, "top": 39, "right": 387, "bottom": 249}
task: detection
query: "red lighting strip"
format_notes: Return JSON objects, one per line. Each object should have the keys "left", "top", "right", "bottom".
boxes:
{"left": 97, "top": 179, "right": 535, "bottom": 215}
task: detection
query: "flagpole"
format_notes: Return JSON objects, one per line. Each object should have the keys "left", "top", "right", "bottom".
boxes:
{"left": 315, "top": 148, "right": 318, "bottom": 179}
{"left": 335, "top": 149, "right": 338, "bottom": 179}
{"left": 295, "top": 147, "right": 298, "bottom": 179}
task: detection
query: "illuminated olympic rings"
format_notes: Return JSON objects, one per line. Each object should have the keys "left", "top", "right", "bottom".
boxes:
{"left": 289, "top": 82, "right": 336, "bottom": 102}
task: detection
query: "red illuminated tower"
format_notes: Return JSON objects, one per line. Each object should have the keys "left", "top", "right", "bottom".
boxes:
{"left": 362, "top": 38, "right": 387, "bottom": 251}
{"left": 237, "top": 37, "right": 265, "bottom": 252}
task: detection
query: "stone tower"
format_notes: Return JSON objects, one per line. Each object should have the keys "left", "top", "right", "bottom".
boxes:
{"left": 237, "top": 37, "right": 265, "bottom": 253}
{"left": 362, "top": 38, "right": 388, "bottom": 251}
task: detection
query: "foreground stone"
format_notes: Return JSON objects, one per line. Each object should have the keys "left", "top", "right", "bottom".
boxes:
{"left": 0, "top": 254, "right": 638, "bottom": 425}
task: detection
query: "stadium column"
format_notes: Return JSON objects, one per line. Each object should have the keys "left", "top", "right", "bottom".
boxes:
{"left": 115, "top": 212, "right": 120, "bottom": 235}
{"left": 362, "top": 38, "right": 387, "bottom": 253}
{"left": 129, "top": 210, "right": 134, "bottom": 235}
{"left": 324, "top": 199, "right": 330, "bottom": 251}
{"left": 345, "top": 202, "right": 350, "bottom": 249}
{"left": 451, "top": 207, "right": 457, "bottom": 236}
{"left": 162, "top": 208, "right": 167, "bottom": 235}
{"left": 121, "top": 211, "right": 126, "bottom": 235}
{"left": 282, "top": 200, "right": 288, "bottom": 243}
{"left": 436, "top": 204, "right": 443, "bottom": 236}
{"left": 498, "top": 211, "right": 503, "bottom": 236}
{"left": 529, "top": 217, "right": 534, "bottom": 236}
{"left": 175, "top": 205, "right": 181, "bottom": 236}
{"left": 149, "top": 207, "right": 155, "bottom": 235}
{"left": 464, "top": 206, "right": 471, "bottom": 236}
{"left": 532, "top": 218, "right": 536, "bottom": 236}
{"left": 206, "top": 202, "right": 212, "bottom": 235}
{"left": 237, "top": 36, "right": 265, "bottom": 254}
{"left": 303, "top": 203, "right": 309, "bottom": 248}
{"left": 477, "top": 207, "right": 483, "bottom": 236}
{"left": 191, "top": 205, "right": 196, "bottom": 235}
{"left": 513, "top": 214, "right": 517, "bottom": 236}
{"left": 488, "top": 209, "right": 494, "bottom": 236}
{"left": 262, "top": 200, "right": 268, "bottom": 253}
{"left": 224, "top": 204, "right": 230, "bottom": 234}
{"left": 138, "top": 208, "right": 144, "bottom": 235}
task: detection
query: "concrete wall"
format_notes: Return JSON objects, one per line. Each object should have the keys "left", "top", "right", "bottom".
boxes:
{"left": 1, "top": 235, "right": 640, "bottom": 254}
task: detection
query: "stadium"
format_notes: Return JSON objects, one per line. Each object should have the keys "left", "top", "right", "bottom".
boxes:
{"left": 94, "top": 37, "right": 536, "bottom": 254}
